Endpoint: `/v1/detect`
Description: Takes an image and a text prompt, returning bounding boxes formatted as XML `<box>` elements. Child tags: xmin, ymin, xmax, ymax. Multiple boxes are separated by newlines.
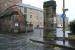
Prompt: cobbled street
<box><xmin>0</xmin><ymin>29</ymin><xmax>52</xmax><ymax>50</ymax></box>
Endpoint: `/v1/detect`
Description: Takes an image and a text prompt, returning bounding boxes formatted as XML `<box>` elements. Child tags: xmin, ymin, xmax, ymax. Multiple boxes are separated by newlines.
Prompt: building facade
<box><xmin>56</xmin><ymin>14</ymin><xmax>69</xmax><ymax>28</ymax></box>
<box><xmin>0</xmin><ymin>0</ymin><xmax>43</xmax><ymax>33</ymax></box>
<box><xmin>56</xmin><ymin>14</ymin><xmax>63</xmax><ymax>27</ymax></box>
<box><xmin>0</xmin><ymin>0</ymin><xmax>22</xmax><ymax>12</ymax></box>
<box><xmin>18</xmin><ymin>3</ymin><xmax>44</xmax><ymax>28</ymax></box>
<box><xmin>0</xmin><ymin>0</ymin><xmax>27</xmax><ymax>33</ymax></box>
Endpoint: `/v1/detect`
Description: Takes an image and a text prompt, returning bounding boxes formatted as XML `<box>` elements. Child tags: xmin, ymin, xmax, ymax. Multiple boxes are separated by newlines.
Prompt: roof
<box><xmin>16</xmin><ymin>3</ymin><xmax>43</xmax><ymax>12</ymax></box>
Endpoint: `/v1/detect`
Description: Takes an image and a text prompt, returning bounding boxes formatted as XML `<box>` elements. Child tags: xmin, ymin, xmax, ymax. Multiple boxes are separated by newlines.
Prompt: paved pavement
<box><xmin>0</xmin><ymin>28</ymin><xmax>52</xmax><ymax>50</ymax></box>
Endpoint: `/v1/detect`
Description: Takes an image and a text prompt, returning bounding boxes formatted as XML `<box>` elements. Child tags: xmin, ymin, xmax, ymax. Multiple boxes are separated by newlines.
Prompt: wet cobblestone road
<box><xmin>0</xmin><ymin>29</ymin><xmax>52</xmax><ymax>50</ymax></box>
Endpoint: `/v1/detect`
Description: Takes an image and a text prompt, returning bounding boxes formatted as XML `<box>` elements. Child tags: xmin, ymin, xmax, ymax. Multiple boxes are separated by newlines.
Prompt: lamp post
<box><xmin>63</xmin><ymin>0</ymin><xmax>65</xmax><ymax>45</ymax></box>
<box><xmin>63</xmin><ymin>0</ymin><xmax>68</xmax><ymax>45</ymax></box>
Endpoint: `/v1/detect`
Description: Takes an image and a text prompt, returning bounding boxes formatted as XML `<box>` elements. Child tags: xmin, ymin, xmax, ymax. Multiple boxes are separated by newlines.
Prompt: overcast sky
<box><xmin>23</xmin><ymin>0</ymin><xmax>75</xmax><ymax>21</ymax></box>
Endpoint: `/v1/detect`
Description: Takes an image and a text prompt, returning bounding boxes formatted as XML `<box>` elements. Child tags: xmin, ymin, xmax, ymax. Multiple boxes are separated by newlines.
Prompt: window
<box><xmin>15</xmin><ymin>22</ymin><xmax>19</xmax><ymax>27</ymax></box>
<box><xmin>23</xmin><ymin>14</ymin><xmax>27</xmax><ymax>19</ymax></box>
<box><xmin>24</xmin><ymin>8</ymin><xmax>27</xmax><ymax>13</ymax></box>
<box><xmin>30</xmin><ymin>15</ymin><xmax>32</xmax><ymax>18</ymax></box>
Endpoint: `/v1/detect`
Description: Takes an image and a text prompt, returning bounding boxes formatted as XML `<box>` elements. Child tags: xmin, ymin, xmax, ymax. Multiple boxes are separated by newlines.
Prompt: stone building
<box><xmin>0</xmin><ymin>0</ymin><xmax>26</xmax><ymax>33</ymax></box>
<box><xmin>17</xmin><ymin>3</ymin><xmax>44</xmax><ymax>28</ymax></box>
<box><xmin>0</xmin><ymin>6</ymin><xmax>25</xmax><ymax>32</ymax></box>
<box><xmin>0</xmin><ymin>0</ymin><xmax>43</xmax><ymax>33</ymax></box>
<box><xmin>0</xmin><ymin>0</ymin><xmax>22</xmax><ymax>12</ymax></box>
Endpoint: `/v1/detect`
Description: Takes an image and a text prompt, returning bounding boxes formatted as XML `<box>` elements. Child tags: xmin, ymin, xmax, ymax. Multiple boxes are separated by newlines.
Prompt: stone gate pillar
<box><xmin>43</xmin><ymin>0</ymin><xmax>57</xmax><ymax>41</ymax></box>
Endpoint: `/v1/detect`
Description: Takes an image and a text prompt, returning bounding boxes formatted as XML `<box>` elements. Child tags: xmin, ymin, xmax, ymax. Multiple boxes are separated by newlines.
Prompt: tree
<box><xmin>70</xmin><ymin>20</ymin><xmax>75</xmax><ymax>34</ymax></box>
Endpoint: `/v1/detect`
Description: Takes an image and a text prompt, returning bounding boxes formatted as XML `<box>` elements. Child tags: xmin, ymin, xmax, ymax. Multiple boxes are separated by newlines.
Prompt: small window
<box><xmin>30</xmin><ymin>15</ymin><xmax>32</xmax><ymax>18</ymax></box>
<box><xmin>24</xmin><ymin>8</ymin><xmax>27</xmax><ymax>13</ymax></box>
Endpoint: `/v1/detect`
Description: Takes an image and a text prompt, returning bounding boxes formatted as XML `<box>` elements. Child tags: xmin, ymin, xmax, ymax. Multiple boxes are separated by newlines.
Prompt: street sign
<box><xmin>61</xmin><ymin>14</ymin><xmax>66</xmax><ymax>19</ymax></box>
